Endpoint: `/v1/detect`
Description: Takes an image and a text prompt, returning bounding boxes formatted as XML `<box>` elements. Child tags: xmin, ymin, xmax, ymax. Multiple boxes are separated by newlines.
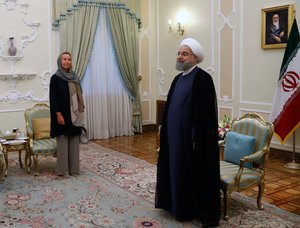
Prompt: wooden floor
<box><xmin>93</xmin><ymin>130</ymin><xmax>300</xmax><ymax>216</ymax></box>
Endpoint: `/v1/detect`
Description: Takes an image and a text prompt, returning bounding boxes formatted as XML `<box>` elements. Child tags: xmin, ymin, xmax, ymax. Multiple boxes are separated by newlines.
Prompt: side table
<box><xmin>1</xmin><ymin>138</ymin><xmax>30</xmax><ymax>174</ymax></box>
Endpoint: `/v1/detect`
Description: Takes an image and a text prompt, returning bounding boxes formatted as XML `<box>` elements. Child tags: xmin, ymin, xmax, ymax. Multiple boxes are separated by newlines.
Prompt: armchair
<box><xmin>24</xmin><ymin>103</ymin><xmax>57</xmax><ymax>175</ymax></box>
<box><xmin>219</xmin><ymin>113</ymin><xmax>274</xmax><ymax>220</ymax></box>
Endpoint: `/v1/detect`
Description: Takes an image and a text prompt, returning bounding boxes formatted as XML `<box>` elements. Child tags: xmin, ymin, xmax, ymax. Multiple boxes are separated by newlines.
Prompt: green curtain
<box><xmin>52</xmin><ymin>0</ymin><xmax>78</xmax><ymax>27</ymax></box>
<box><xmin>52</xmin><ymin>0</ymin><xmax>142</xmax><ymax>133</ymax></box>
<box><xmin>120</xmin><ymin>0</ymin><xmax>141</xmax><ymax>18</ymax></box>
<box><xmin>107</xmin><ymin>7</ymin><xmax>142</xmax><ymax>133</ymax></box>
<box><xmin>52</xmin><ymin>0</ymin><xmax>141</xmax><ymax>27</ymax></box>
<box><xmin>58</xmin><ymin>4</ymin><xmax>99</xmax><ymax>80</ymax></box>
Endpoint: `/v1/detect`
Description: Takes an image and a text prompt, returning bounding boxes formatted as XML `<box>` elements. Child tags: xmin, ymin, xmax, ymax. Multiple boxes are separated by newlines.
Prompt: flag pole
<box><xmin>284</xmin><ymin>131</ymin><xmax>300</xmax><ymax>169</ymax></box>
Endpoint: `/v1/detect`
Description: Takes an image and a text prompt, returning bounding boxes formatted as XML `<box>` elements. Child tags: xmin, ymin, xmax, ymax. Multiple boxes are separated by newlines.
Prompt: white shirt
<box><xmin>182</xmin><ymin>65</ymin><xmax>197</xmax><ymax>76</ymax></box>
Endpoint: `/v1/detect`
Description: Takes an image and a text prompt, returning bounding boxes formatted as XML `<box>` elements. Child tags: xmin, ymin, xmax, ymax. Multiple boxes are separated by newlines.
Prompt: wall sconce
<box><xmin>168</xmin><ymin>9</ymin><xmax>188</xmax><ymax>36</ymax></box>
<box><xmin>168</xmin><ymin>19</ymin><xmax>185</xmax><ymax>36</ymax></box>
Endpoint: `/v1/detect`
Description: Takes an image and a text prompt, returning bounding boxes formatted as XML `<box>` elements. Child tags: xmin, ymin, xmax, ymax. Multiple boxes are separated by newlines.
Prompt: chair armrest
<box><xmin>234</xmin><ymin>147</ymin><xmax>267</xmax><ymax>187</ymax></box>
<box><xmin>26</xmin><ymin>127</ymin><xmax>33</xmax><ymax>139</ymax></box>
<box><xmin>242</xmin><ymin>149</ymin><xmax>265</xmax><ymax>163</ymax></box>
<box><xmin>219</xmin><ymin>140</ymin><xmax>226</xmax><ymax>160</ymax></box>
<box><xmin>218</xmin><ymin>140</ymin><xmax>226</xmax><ymax>146</ymax></box>
<box><xmin>28</xmin><ymin>138</ymin><xmax>33</xmax><ymax>150</ymax></box>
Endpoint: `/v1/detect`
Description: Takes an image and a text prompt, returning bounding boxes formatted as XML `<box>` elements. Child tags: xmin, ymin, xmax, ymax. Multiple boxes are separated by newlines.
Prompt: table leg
<box><xmin>18</xmin><ymin>149</ymin><xmax>23</xmax><ymax>168</ymax></box>
<box><xmin>2</xmin><ymin>147</ymin><xmax>8</xmax><ymax>171</ymax></box>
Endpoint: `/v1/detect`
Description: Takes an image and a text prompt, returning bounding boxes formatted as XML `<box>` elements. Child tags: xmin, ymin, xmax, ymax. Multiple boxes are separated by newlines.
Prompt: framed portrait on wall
<box><xmin>261</xmin><ymin>4</ymin><xmax>294</xmax><ymax>49</ymax></box>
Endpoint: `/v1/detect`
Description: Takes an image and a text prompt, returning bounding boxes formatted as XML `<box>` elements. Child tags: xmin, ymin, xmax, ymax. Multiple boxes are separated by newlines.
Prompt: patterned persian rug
<box><xmin>0</xmin><ymin>142</ymin><xmax>299</xmax><ymax>228</ymax></box>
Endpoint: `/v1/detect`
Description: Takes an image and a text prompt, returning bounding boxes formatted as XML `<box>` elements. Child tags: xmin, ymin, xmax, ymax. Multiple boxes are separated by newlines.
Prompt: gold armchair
<box><xmin>219</xmin><ymin>113</ymin><xmax>274</xmax><ymax>220</ymax></box>
<box><xmin>24</xmin><ymin>103</ymin><xmax>57</xmax><ymax>175</ymax></box>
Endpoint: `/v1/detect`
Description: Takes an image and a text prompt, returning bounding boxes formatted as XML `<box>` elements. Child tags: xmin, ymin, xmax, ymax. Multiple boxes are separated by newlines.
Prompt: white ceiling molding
<box><xmin>0</xmin><ymin>73</ymin><xmax>36</xmax><ymax>90</ymax></box>
<box><xmin>239</xmin><ymin>108</ymin><xmax>270</xmax><ymax>116</ymax></box>
<box><xmin>157</xmin><ymin>67</ymin><xmax>168</xmax><ymax>97</ymax></box>
<box><xmin>217</xmin><ymin>0</ymin><xmax>236</xmax><ymax>103</ymax></box>
<box><xmin>141</xmin><ymin>91</ymin><xmax>151</xmax><ymax>97</ymax></box>
<box><xmin>0</xmin><ymin>0</ymin><xmax>44</xmax><ymax>104</ymax></box>
<box><xmin>0</xmin><ymin>69</ymin><xmax>52</xmax><ymax>104</ymax></box>
<box><xmin>0</xmin><ymin>0</ymin><xmax>40</xmax><ymax>59</ymax></box>
<box><xmin>0</xmin><ymin>0</ymin><xmax>22</xmax><ymax>11</ymax></box>
<box><xmin>206</xmin><ymin>0</ymin><xmax>216</xmax><ymax>77</ymax></box>
<box><xmin>217</xmin><ymin>1</ymin><xmax>236</xmax><ymax>31</ymax></box>
<box><xmin>206</xmin><ymin>66</ymin><xmax>216</xmax><ymax>75</ymax></box>
<box><xmin>218</xmin><ymin>105</ymin><xmax>233</xmax><ymax>119</ymax></box>
<box><xmin>221</xmin><ymin>95</ymin><xmax>232</xmax><ymax>103</ymax></box>
<box><xmin>0</xmin><ymin>108</ymin><xmax>25</xmax><ymax>113</ymax></box>
<box><xmin>156</xmin><ymin>0</ymin><xmax>167</xmax><ymax>97</ymax></box>
<box><xmin>139</xmin><ymin>35</ymin><xmax>152</xmax><ymax>98</ymax></box>
<box><xmin>0</xmin><ymin>55</ymin><xmax>22</xmax><ymax>72</ymax></box>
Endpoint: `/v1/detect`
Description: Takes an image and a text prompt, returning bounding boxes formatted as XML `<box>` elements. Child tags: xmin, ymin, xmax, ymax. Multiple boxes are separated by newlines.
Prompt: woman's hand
<box><xmin>56</xmin><ymin>112</ymin><xmax>65</xmax><ymax>125</ymax></box>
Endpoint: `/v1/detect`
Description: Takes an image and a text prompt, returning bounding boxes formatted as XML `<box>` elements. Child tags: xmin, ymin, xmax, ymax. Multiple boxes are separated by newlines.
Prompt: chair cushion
<box><xmin>224</xmin><ymin>131</ymin><xmax>256</xmax><ymax>168</ymax></box>
<box><xmin>32</xmin><ymin>138</ymin><xmax>56</xmax><ymax>155</ymax></box>
<box><xmin>220</xmin><ymin>160</ymin><xmax>262</xmax><ymax>189</ymax></box>
<box><xmin>32</xmin><ymin>118</ymin><xmax>50</xmax><ymax>140</ymax></box>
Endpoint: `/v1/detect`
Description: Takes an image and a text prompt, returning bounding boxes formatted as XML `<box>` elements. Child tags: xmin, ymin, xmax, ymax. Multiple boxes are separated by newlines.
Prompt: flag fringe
<box><xmin>275</xmin><ymin>121</ymin><xmax>300</xmax><ymax>144</ymax></box>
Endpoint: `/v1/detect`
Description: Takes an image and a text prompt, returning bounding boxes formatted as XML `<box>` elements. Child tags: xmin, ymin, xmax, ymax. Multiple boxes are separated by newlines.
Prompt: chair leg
<box><xmin>33</xmin><ymin>155</ymin><xmax>39</xmax><ymax>176</ymax></box>
<box><xmin>222</xmin><ymin>189</ymin><xmax>231</xmax><ymax>220</ymax></box>
<box><xmin>18</xmin><ymin>149</ymin><xmax>23</xmax><ymax>168</ymax></box>
<box><xmin>25</xmin><ymin>153</ymin><xmax>31</xmax><ymax>173</ymax></box>
<box><xmin>0</xmin><ymin>158</ymin><xmax>5</xmax><ymax>180</ymax></box>
<box><xmin>257</xmin><ymin>182</ymin><xmax>265</xmax><ymax>210</ymax></box>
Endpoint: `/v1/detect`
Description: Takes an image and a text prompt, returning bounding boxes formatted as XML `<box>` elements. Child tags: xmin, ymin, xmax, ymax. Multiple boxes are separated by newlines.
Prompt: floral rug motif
<box><xmin>0</xmin><ymin>142</ymin><xmax>299</xmax><ymax>228</ymax></box>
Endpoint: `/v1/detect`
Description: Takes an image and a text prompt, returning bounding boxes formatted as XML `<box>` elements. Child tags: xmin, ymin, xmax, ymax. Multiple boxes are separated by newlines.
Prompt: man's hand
<box><xmin>279</xmin><ymin>31</ymin><xmax>284</xmax><ymax>38</ymax></box>
<box><xmin>274</xmin><ymin>36</ymin><xmax>281</xmax><ymax>43</ymax></box>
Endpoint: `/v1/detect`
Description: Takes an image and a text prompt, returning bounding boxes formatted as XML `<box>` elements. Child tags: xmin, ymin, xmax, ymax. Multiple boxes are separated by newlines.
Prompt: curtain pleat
<box><xmin>52</xmin><ymin>0</ymin><xmax>141</xmax><ymax>29</ymax></box>
<box><xmin>59</xmin><ymin>5</ymin><xmax>99</xmax><ymax>80</ymax></box>
<box><xmin>107</xmin><ymin>7</ymin><xmax>142</xmax><ymax>133</ymax></box>
<box><xmin>81</xmin><ymin>8</ymin><xmax>133</xmax><ymax>139</ymax></box>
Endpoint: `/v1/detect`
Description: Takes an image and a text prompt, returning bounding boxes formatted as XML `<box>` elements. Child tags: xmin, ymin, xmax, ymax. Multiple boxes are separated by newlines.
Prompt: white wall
<box><xmin>0</xmin><ymin>0</ymin><xmax>59</xmax><ymax>133</ymax></box>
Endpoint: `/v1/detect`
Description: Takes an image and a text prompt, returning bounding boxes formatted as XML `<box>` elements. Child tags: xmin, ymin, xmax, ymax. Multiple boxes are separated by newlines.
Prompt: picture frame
<box><xmin>261</xmin><ymin>4</ymin><xmax>294</xmax><ymax>49</ymax></box>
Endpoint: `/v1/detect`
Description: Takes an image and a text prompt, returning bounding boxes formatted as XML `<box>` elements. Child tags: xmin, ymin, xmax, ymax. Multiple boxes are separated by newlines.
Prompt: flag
<box><xmin>269</xmin><ymin>18</ymin><xmax>300</xmax><ymax>143</ymax></box>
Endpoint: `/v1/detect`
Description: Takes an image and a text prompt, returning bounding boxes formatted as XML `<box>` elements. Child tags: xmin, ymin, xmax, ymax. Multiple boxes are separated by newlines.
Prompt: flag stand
<box><xmin>284</xmin><ymin>131</ymin><xmax>300</xmax><ymax>169</ymax></box>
